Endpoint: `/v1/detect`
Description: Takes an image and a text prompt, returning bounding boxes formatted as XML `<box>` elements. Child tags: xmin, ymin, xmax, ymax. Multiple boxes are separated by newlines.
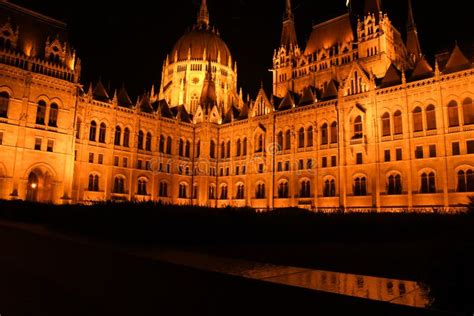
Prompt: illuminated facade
<box><xmin>0</xmin><ymin>0</ymin><xmax>473</xmax><ymax>211</ymax></box>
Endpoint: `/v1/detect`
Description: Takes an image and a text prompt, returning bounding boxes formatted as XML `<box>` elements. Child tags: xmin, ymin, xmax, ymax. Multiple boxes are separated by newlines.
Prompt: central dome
<box><xmin>171</xmin><ymin>28</ymin><xmax>232</xmax><ymax>66</ymax></box>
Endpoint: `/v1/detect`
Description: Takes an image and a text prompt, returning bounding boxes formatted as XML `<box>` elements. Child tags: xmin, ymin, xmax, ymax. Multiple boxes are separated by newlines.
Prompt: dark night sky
<box><xmin>9</xmin><ymin>0</ymin><xmax>473</xmax><ymax>99</ymax></box>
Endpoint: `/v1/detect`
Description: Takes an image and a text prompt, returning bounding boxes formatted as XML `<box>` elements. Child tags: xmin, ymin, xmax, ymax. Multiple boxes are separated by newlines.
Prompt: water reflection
<box><xmin>137</xmin><ymin>250</ymin><xmax>431</xmax><ymax>309</ymax></box>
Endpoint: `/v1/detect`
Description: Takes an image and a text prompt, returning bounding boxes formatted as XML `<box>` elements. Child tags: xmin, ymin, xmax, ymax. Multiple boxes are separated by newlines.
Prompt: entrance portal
<box><xmin>25</xmin><ymin>169</ymin><xmax>54</xmax><ymax>203</ymax></box>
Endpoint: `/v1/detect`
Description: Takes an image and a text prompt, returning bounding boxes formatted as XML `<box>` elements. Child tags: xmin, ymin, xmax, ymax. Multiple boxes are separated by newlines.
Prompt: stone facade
<box><xmin>0</xmin><ymin>0</ymin><xmax>473</xmax><ymax>211</ymax></box>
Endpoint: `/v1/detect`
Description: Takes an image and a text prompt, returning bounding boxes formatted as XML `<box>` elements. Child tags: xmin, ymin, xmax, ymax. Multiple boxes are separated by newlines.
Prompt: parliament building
<box><xmin>0</xmin><ymin>0</ymin><xmax>473</xmax><ymax>211</ymax></box>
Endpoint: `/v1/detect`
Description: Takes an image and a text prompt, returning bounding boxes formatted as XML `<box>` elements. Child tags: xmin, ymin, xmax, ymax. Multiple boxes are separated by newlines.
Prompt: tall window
<box><xmin>256</xmin><ymin>183</ymin><xmax>266</xmax><ymax>199</ymax></box>
<box><xmin>76</xmin><ymin>119</ymin><xmax>82</xmax><ymax>139</ymax></box>
<box><xmin>448</xmin><ymin>101</ymin><xmax>460</xmax><ymax>127</ymax></box>
<box><xmin>166</xmin><ymin>136</ymin><xmax>172</xmax><ymax>154</ymax></box>
<box><xmin>48</xmin><ymin>103</ymin><xmax>58</xmax><ymax>127</ymax></box>
<box><xmin>159</xmin><ymin>182</ymin><xmax>168</xmax><ymax>197</ymax></box>
<box><xmin>277</xmin><ymin>131</ymin><xmax>284</xmax><ymax>150</ymax></box>
<box><xmin>387</xmin><ymin>174</ymin><xmax>402</xmax><ymax>195</ymax></box>
<box><xmin>186</xmin><ymin>140</ymin><xmax>191</xmax><ymax>158</ymax></box>
<box><xmin>123</xmin><ymin>128</ymin><xmax>130</xmax><ymax>147</ymax></box>
<box><xmin>382</xmin><ymin>113</ymin><xmax>391</xmax><ymax>136</ymax></box>
<box><xmin>138</xmin><ymin>131</ymin><xmax>144</xmax><ymax>150</ymax></box>
<box><xmin>330</xmin><ymin>122</ymin><xmax>338</xmax><ymax>144</ymax></box>
<box><xmin>220</xmin><ymin>142</ymin><xmax>225</xmax><ymax>159</ymax></box>
<box><xmin>353</xmin><ymin>177</ymin><xmax>367</xmax><ymax>196</ymax></box>
<box><xmin>98</xmin><ymin>123</ymin><xmax>106</xmax><ymax>143</ymax></box>
<box><xmin>426</xmin><ymin>105</ymin><xmax>437</xmax><ymax>130</ymax></box>
<box><xmin>88</xmin><ymin>174</ymin><xmax>99</xmax><ymax>192</ymax></box>
<box><xmin>196</xmin><ymin>141</ymin><xmax>201</xmax><ymax>158</ymax></box>
<box><xmin>220</xmin><ymin>185</ymin><xmax>228</xmax><ymax>200</ymax></box>
<box><xmin>210</xmin><ymin>140</ymin><xmax>216</xmax><ymax>158</ymax></box>
<box><xmin>159</xmin><ymin>135</ymin><xmax>165</xmax><ymax>153</ymax></box>
<box><xmin>236</xmin><ymin>139</ymin><xmax>241</xmax><ymax>157</ymax></box>
<box><xmin>114</xmin><ymin>126</ymin><xmax>122</xmax><ymax>146</ymax></box>
<box><xmin>354</xmin><ymin>116</ymin><xmax>363</xmax><ymax>139</ymax></box>
<box><xmin>137</xmin><ymin>179</ymin><xmax>148</xmax><ymax>195</ymax></box>
<box><xmin>298</xmin><ymin>128</ymin><xmax>305</xmax><ymax>148</ymax></box>
<box><xmin>300</xmin><ymin>180</ymin><xmax>311</xmax><ymax>198</ymax></box>
<box><xmin>321</xmin><ymin>124</ymin><xmax>328</xmax><ymax>145</ymax></box>
<box><xmin>393</xmin><ymin>111</ymin><xmax>403</xmax><ymax>135</ymax></box>
<box><xmin>208</xmin><ymin>186</ymin><xmax>215</xmax><ymax>199</ymax></box>
<box><xmin>146</xmin><ymin>133</ymin><xmax>152</xmax><ymax>151</ymax></box>
<box><xmin>0</xmin><ymin>92</ymin><xmax>9</xmax><ymax>118</ymax></box>
<box><xmin>226</xmin><ymin>141</ymin><xmax>231</xmax><ymax>158</ymax></box>
<box><xmin>36</xmin><ymin>101</ymin><xmax>47</xmax><ymax>125</ymax></box>
<box><xmin>243</xmin><ymin>138</ymin><xmax>247</xmax><ymax>156</ymax></box>
<box><xmin>307</xmin><ymin>126</ymin><xmax>313</xmax><ymax>147</ymax></box>
<box><xmin>413</xmin><ymin>107</ymin><xmax>423</xmax><ymax>132</ymax></box>
<box><xmin>324</xmin><ymin>179</ymin><xmax>336</xmax><ymax>197</ymax></box>
<box><xmin>89</xmin><ymin>121</ymin><xmax>97</xmax><ymax>141</ymax></box>
<box><xmin>285</xmin><ymin>130</ymin><xmax>291</xmax><ymax>150</ymax></box>
<box><xmin>278</xmin><ymin>182</ymin><xmax>289</xmax><ymax>198</ymax></box>
<box><xmin>420</xmin><ymin>172</ymin><xmax>436</xmax><ymax>194</ymax></box>
<box><xmin>179</xmin><ymin>184</ymin><xmax>187</xmax><ymax>199</ymax></box>
<box><xmin>463</xmin><ymin>98</ymin><xmax>474</xmax><ymax>125</ymax></box>
<box><xmin>113</xmin><ymin>177</ymin><xmax>125</xmax><ymax>194</ymax></box>
<box><xmin>236</xmin><ymin>184</ymin><xmax>245</xmax><ymax>199</ymax></box>
<box><xmin>457</xmin><ymin>170</ymin><xmax>474</xmax><ymax>192</ymax></box>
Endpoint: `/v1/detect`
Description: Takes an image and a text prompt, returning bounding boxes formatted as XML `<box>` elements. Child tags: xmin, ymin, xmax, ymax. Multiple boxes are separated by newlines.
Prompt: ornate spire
<box><xmin>200</xmin><ymin>61</ymin><xmax>217</xmax><ymax>113</ymax></box>
<box><xmin>280</xmin><ymin>0</ymin><xmax>298</xmax><ymax>49</ymax></box>
<box><xmin>406</xmin><ymin>0</ymin><xmax>422</xmax><ymax>62</ymax></box>
<box><xmin>197</xmin><ymin>0</ymin><xmax>210</xmax><ymax>27</ymax></box>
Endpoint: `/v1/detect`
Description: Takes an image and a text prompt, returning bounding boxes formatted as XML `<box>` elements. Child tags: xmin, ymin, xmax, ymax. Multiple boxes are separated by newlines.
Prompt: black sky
<box><xmin>9</xmin><ymin>0</ymin><xmax>473</xmax><ymax>99</ymax></box>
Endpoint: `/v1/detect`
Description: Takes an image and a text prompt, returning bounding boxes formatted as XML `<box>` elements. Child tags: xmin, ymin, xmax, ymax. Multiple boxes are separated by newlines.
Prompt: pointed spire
<box><xmin>406</xmin><ymin>0</ymin><xmax>422</xmax><ymax>62</ymax></box>
<box><xmin>197</xmin><ymin>0</ymin><xmax>210</xmax><ymax>27</ymax></box>
<box><xmin>280</xmin><ymin>0</ymin><xmax>298</xmax><ymax>49</ymax></box>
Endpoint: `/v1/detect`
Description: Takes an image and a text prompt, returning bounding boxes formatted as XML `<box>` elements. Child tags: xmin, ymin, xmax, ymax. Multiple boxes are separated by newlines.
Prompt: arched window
<box><xmin>353</xmin><ymin>177</ymin><xmax>367</xmax><ymax>196</ymax></box>
<box><xmin>300</xmin><ymin>180</ymin><xmax>311</xmax><ymax>198</ymax></box>
<box><xmin>324</xmin><ymin>179</ymin><xmax>336</xmax><ymax>197</ymax></box>
<box><xmin>387</xmin><ymin>174</ymin><xmax>402</xmax><ymax>195</ymax></box>
<box><xmin>457</xmin><ymin>170</ymin><xmax>474</xmax><ymax>192</ymax></box>
<box><xmin>114</xmin><ymin>126</ymin><xmax>122</xmax><ymax>146</ymax></box>
<box><xmin>307</xmin><ymin>126</ymin><xmax>313</xmax><ymax>147</ymax></box>
<box><xmin>113</xmin><ymin>176</ymin><xmax>125</xmax><ymax>194</ymax></box>
<box><xmin>0</xmin><ymin>92</ymin><xmax>9</xmax><ymax>118</ymax></box>
<box><xmin>220</xmin><ymin>184</ymin><xmax>228</xmax><ymax>200</ymax></box>
<box><xmin>285</xmin><ymin>130</ymin><xmax>291</xmax><ymax>150</ymax></box>
<box><xmin>166</xmin><ymin>136</ymin><xmax>172</xmax><ymax>154</ymax></box>
<box><xmin>88</xmin><ymin>174</ymin><xmax>99</xmax><ymax>192</ymax></box>
<box><xmin>256</xmin><ymin>183</ymin><xmax>266</xmax><ymax>199</ymax></box>
<box><xmin>137</xmin><ymin>179</ymin><xmax>148</xmax><ymax>196</ymax></box>
<box><xmin>226</xmin><ymin>141</ymin><xmax>231</xmax><ymax>158</ymax></box>
<box><xmin>138</xmin><ymin>131</ymin><xmax>144</xmax><ymax>150</ymax></box>
<box><xmin>208</xmin><ymin>185</ymin><xmax>216</xmax><ymax>199</ymax></box>
<box><xmin>123</xmin><ymin>128</ymin><xmax>130</xmax><ymax>147</ymax></box>
<box><xmin>89</xmin><ymin>121</ymin><xmax>97</xmax><ymax>142</ymax></box>
<box><xmin>463</xmin><ymin>98</ymin><xmax>474</xmax><ymax>125</ymax></box>
<box><xmin>421</xmin><ymin>172</ymin><xmax>436</xmax><ymax>194</ymax></box>
<box><xmin>242</xmin><ymin>138</ymin><xmax>248</xmax><ymax>156</ymax></box>
<box><xmin>298</xmin><ymin>128</ymin><xmax>305</xmax><ymax>148</ymax></box>
<box><xmin>321</xmin><ymin>123</ymin><xmax>328</xmax><ymax>145</ymax></box>
<box><xmin>159</xmin><ymin>135</ymin><xmax>165</xmax><ymax>153</ymax></box>
<box><xmin>426</xmin><ymin>105</ymin><xmax>437</xmax><ymax>130</ymax></box>
<box><xmin>48</xmin><ymin>103</ymin><xmax>58</xmax><ymax>127</ymax></box>
<box><xmin>99</xmin><ymin>123</ymin><xmax>107</xmax><ymax>143</ymax></box>
<box><xmin>186</xmin><ymin>140</ymin><xmax>191</xmax><ymax>158</ymax></box>
<box><xmin>179</xmin><ymin>139</ymin><xmax>185</xmax><ymax>157</ymax></box>
<box><xmin>382</xmin><ymin>112</ymin><xmax>391</xmax><ymax>136</ymax></box>
<box><xmin>277</xmin><ymin>131</ymin><xmax>284</xmax><ymax>150</ymax></box>
<box><xmin>146</xmin><ymin>132</ymin><xmax>152</xmax><ymax>151</ymax></box>
<box><xmin>193</xmin><ymin>184</ymin><xmax>198</xmax><ymax>199</ymax></box>
<box><xmin>76</xmin><ymin>118</ymin><xmax>82</xmax><ymax>139</ymax></box>
<box><xmin>393</xmin><ymin>111</ymin><xmax>403</xmax><ymax>135</ymax></box>
<box><xmin>448</xmin><ymin>101</ymin><xmax>460</xmax><ymax>127</ymax></box>
<box><xmin>210</xmin><ymin>140</ymin><xmax>216</xmax><ymax>158</ymax></box>
<box><xmin>179</xmin><ymin>184</ymin><xmax>188</xmax><ymax>199</ymax></box>
<box><xmin>278</xmin><ymin>181</ymin><xmax>289</xmax><ymax>198</ymax></box>
<box><xmin>36</xmin><ymin>101</ymin><xmax>47</xmax><ymax>125</ymax></box>
<box><xmin>236</xmin><ymin>139</ymin><xmax>241</xmax><ymax>157</ymax></box>
<box><xmin>413</xmin><ymin>107</ymin><xmax>423</xmax><ymax>132</ymax></box>
<box><xmin>330</xmin><ymin>122</ymin><xmax>338</xmax><ymax>144</ymax></box>
<box><xmin>256</xmin><ymin>134</ymin><xmax>265</xmax><ymax>153</ymax></box>
<box><xmin>196</xmin><ymin>141</ymin><xmax>201</xmax><ymax>158</ymax></box>
<box><xmin>354</xmin><ymin>116</ymin><xmax>363</xmax><ymax>139</ymax></box>
<box><xmin>236</xmin><ymin>184</ymin><xmax>245</xmax><ymax>199</ymax></box>
<box><xmin>221</xmin><ymin>142</ymin><xmax>226</xmax><ymax>159</ymax></box>
<box><xmin>159</xmin><ymin>182</ymin><xmax>168</xmax><ymax>197</ymax></box>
